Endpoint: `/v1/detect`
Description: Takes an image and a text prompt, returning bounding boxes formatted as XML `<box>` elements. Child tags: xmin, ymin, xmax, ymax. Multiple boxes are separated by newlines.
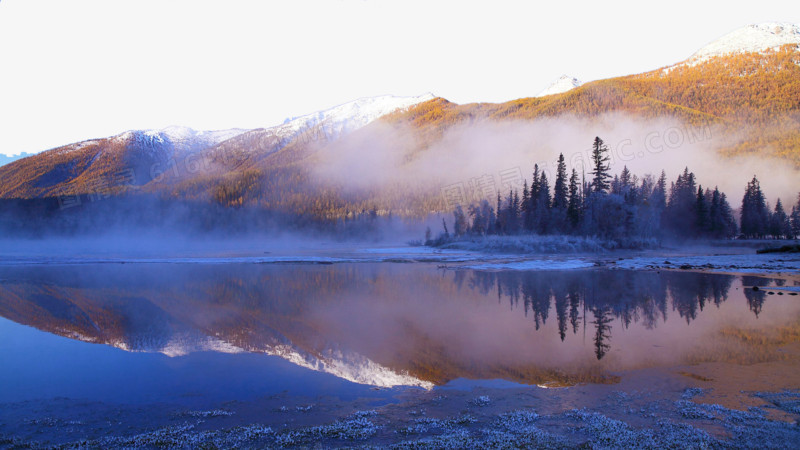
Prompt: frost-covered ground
<box><xmin>464</xmin><ymin>259</ymin><xmax>596</xmax><ymax>271</ymax></box>
<box><xmin>610</xmin><ymin>252</ymin><xmax>800</xmax><ymax>275</ymax></box>
<box><xmin>0</xmin><ymin>240</ymin><xmax>488</xmax><ymax>266</ymax></box>
<box><xmin>432</xmin><ymin>234</ymin><xmax>639</xmax><ymax>254</ymax></box>
<box><xmin>4</xmin><ymin>383</ymin><xmax>798</xmax><ymax>448</ymax></box>
<box><xmin>4</xmin><ymin>236</ymin><xmax>798</xmax><ymax>277</ymax></box>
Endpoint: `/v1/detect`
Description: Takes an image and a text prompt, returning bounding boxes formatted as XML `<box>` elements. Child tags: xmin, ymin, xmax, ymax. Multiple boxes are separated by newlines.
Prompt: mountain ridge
<box><xmin>1</xmin><ymin>23</ymin><xmax>798</xmax><ymax>219</ymax></box>
<box><xmin>686</xmin><ymin>22</ymin><xmax>800</xmax><ymax>65</ymax></box>
<box><xmin>537</xmin><ymin>75</ymin><xmax>583</xmax><ymax>97</ymax></box>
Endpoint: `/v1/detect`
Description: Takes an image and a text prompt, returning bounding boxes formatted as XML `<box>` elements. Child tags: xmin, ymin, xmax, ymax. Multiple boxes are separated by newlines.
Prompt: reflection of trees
<box><xmin>666</xmin><ymin>272</ymin><xmax>734</xmax><ymax>324</ymax></box>
<box><xmin>568</xmin><ymin>288</ymin><xmax>581</xmax><ymax>335</ymax></box>
<box><xmin>474</xmin><ymin>270</ymin><xmax>737</xmax><ymax>358</ymax></box>
<box><xmin>522</xmin><ymin>276</ymin><xmax>550</xmax><ymax>330</ymax></box>
<box><xmin>0</xmin><ymin>264</ymin><xmax>758</xmax><ymax>374</ymax></box>
<box><xmin>591</xmin><ymin>307</ymin><xmax>613</xmax><ymax>360</ymax></box>
<box><xmin>555</xmin><ymin>292</ymin><xmax>567</xmax><ymax>341</ymax></box>
<box><xmin>742</xmin><ymin>276</ymin><xmax>768</xmax><ymax>317</ymax></box>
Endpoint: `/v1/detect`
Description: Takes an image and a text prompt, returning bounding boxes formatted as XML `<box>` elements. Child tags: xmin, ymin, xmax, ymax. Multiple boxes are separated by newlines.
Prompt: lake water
<box><xmin>1</xmin><ymin>261</ymin><xmax>797</xmax><ymax>408</ymax></box>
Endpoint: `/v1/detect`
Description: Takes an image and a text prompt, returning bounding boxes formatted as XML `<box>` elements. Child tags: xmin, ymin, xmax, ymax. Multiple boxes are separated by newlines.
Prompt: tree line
<box><xmin>436</xmin><ymin>136</ymin><xmax>800</xmax><ymax>242</ymax></box>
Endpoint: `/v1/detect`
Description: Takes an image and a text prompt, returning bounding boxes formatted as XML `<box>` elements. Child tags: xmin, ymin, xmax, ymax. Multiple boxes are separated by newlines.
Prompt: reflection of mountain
<box><xmin>0</xmin><ymin>264</ymin><xmax>782</xmax><ymax>388</ymax></box>
<box><xmin>0</xmin><ymin>265</ymin><xmax>433</xmax><ymax>388</ymax></box>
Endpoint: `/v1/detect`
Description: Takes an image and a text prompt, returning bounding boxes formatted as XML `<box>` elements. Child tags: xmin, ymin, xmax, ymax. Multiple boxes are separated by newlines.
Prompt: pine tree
<box><xmin>536</xmin><ymin>171</ymin><xmax>551</xmax><ymax>234</ymax></box>
<box><xmin>619</xmin><ymin>166</ymin><xmax>637</xmax><ymax>206</ymax></box>
<box><xmin>505</xmin><ymin>189</ymin><xmax>519</xmax><ymax>233</ymax></box>
<box><xmin>495</xmin><ymin>193</ymin><xmax>503</xmax><ymax>234</ymax></box>
<box><xmin>664</xmin><ymin>167</ymin><xmax>697</xmax><ymax>235</ymax></box>
<box><xmin>769</xmin><ymin>198</ymin><xmax>790</xmax><ymax>239</ymax></box>
<box><xmin>567</xmin><ymin>168</ymin><xmax>581</xmax><ymax>230</ymax></box>
<box><xmin>522</xmin><ymin>179</ymin><xmax>530</xmax><ymax>211</ymax></box>
<box><xmin>619</xmin><ymin>166</ymin><xmax>632</xmax><ymax>190</ymax></box>
<box><xmin>484</xmin><ymin>200</ymin><xmax>496</xmax><ymax>235</ymax></box>
<box><xmin>791</xmin><ymin>193</ymin><xmax>800</xmax><ymax>239</ymax></box>
<box><xmin>553</xmin><ymin>153</ymin><xmax>568</xmax><ymax>210</ymax></box>
<box><xmin>741</xmin><ymin>176</ymin><xmax>769</xmax><ymax>238</ymax></box>
<box><xmin>521</xmin><ymin>179</ymin><xmax>532</xmax><ymax>232</ymax></box>
<box><xmin>590</xmin><ymin>137</ymin><xmax>612</xmax><ymax>194</ymax></box>
<box><xmin>651</xmin><ymin>170</ymin><xmax>667</xmax><ymax>211</ymax></box>
<box><xmin>694</xmin><ymin>185</ymin><xmax>710</xmax><ymax>236</ymax></box>
<box><xmin>611</xmin><ymin>174</ymin><xmax>621</xmax><ymax>195</ymax></box>
<box><xmin>527</xmin><ymin>165</ymin><xmax>540</xmax><ymax>232</ymax></box>
<box><xmin>453</xmin><ymin>205</ymin><xmax>468</xmax><ymax>236</ymax></box>
<box><xmin>719</xmin><ymin>192</ymin><xmax>737</xmax><ymax>238</ymax></box>
<box><xmin>709</xmin><ymin>187</ymin><xmax>722</xmax><ymax>237</ymax></box>
<box><xmin>552</xmin><ymin>153</ymin><xmax>569</xmax><ymax>232</ymax></box>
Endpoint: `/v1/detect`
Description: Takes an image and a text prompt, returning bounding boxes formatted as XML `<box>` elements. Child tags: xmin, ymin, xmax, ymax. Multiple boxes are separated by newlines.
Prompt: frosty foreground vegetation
<box><xmin>12</xmin><ymin>388</ymin><xmax>799</xmax><ymax>448</ymax></box>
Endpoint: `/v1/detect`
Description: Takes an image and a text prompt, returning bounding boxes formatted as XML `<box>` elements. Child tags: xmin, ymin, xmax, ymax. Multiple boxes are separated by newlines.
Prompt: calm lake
<box><xmin>1</xmin><ymin>261</ymin><xmax>796</xmax><ymax>407</ymax></box>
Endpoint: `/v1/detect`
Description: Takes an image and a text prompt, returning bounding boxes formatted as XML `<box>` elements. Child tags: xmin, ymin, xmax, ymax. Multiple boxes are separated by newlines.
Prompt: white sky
<box><xmin>0</xmin><ymin>0</ymin><xmax>797</xmax><ymax>156</ymax></box>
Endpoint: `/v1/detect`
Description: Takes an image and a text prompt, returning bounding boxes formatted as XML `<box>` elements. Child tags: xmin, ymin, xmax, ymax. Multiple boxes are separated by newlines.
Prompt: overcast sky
<box><xmin>0</xmin><ymin>0</ymin><xmax>797</xmax><ymax>156</ymax></box>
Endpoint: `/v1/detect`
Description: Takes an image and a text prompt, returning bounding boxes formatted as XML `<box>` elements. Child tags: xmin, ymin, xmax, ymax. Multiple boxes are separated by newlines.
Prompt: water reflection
<box><xmin>0</xmin><ymin>263</ymin><xmax>795</xmax><ymax>387</ymax></box>
<box><xmin>478</xmin><ymin>271</ymin><xmax>737</xmax><ymax>360</ymax></box>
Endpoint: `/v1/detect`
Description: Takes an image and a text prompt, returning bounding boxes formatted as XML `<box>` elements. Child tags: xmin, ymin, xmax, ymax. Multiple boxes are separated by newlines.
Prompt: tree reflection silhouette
<box><xmin>591</xmin><ymin>307</ymin><xmax>613</xmax><ymax>360</ymax></box>
<box><xmin>478</xmin><ymin>270</ymin><xmax>736</xmax><ymax>360</ymax></box>
<box><xmin>742</xmin><ymin>276</ymin><xmax>768</xmax><ymax>317</ymax></box>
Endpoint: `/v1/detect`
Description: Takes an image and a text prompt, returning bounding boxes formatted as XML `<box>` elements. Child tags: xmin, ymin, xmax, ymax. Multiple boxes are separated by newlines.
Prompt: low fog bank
<box><xmin>314</xmin><ymin>114</ymin><xmax>800</xmax><ymax>205</ymax></box>
<box><xmin>0</xmin><ymin>232</ymin><xmax>344</xmax><ymax>260</ymax></box>
<box><xmin>0</xmin><ymin>229</ymin><xmax>426</xmax><ymax>260</ymax></box>
<box><xmin>2</xmin><ymin>113</ymin><xmax>798</xmax><ymax>255</ymax></box>
<box><xmin>0</xmin><ymin>195</ymin><xmax>431</xmax><ymax>258</ymax></box>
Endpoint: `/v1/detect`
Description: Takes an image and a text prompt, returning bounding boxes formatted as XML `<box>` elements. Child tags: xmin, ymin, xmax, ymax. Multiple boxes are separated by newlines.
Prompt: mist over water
<box><xmin>313</xmin><ymin>114</ymin><xmax>800</xmax><ymax>205</ymax></box>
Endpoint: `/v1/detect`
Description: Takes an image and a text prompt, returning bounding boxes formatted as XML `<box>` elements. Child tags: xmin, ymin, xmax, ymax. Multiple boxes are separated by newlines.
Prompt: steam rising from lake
<box><xmin>313</xmin><ymin>114</ymin><xmax>799</xmax><ymax>205</ymax></box>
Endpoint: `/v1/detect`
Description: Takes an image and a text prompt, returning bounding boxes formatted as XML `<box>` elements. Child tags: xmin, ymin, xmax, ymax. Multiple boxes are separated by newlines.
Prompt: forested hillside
<box><xmin>1</xmin><ymin>44</ymin><xmax>798</xmax><ymax>227</ymax></box>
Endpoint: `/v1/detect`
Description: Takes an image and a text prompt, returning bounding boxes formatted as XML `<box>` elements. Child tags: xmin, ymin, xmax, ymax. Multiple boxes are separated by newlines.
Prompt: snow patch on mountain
<box><xmin>99</xmin><ymin>326</ymin><xmax>432</xmax><ymax>388</ymax></box>
<box><xmin>159</xmin><ymin>335</ymin><xmax>245</xmax><ymax>357</ymax></box>
<box><xmin>108</xmin><ymin>333</ymin><xmax>245</xmax><ymax>357</ymax></box>
<box><xmin>271</xmin><ymin>93</ymin><xmax>435</xmax><ymax>145</ymax></box>
<box><xmin>35</xmin><ymin>94</ymin><xmax>430</xmax><ymax>160</ymax></box>
<box><xmin>537</xmin><ymin>75</ymin><xmax>582</xmax><ymax>97</ymax></box>
<box><xmin>99</xmin><ymin>126</ymin><xmax>248</xmax><ymax>162</ymax></box>
<box><xmin>269</xmin><ymin>344</ymin><xmax>434</xmax><ymax>389</ymax></box>
<box><xmin>117</xmin><ymin>126</ymin><xmax>246</xmax><ymax>151</ymax></box>
<box><xmin>686</xmin><ymin>22</ymin><xmax>800</xmax><ymax>65</ymax></box>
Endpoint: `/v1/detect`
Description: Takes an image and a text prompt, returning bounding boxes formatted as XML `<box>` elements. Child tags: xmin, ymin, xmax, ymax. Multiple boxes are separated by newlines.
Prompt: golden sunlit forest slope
<box><xmin>385</xmin><ymin>44</ymin><xmax>800</xmax><ymax>161</ymax></box>
<box><xmin>1</xmin><ymin>24</ymin><xmax>798</xmax><ymax>220</ymax></box>
<box><xmin>151</xmin><ymin>41</ymin><xmax>800</xmax><ymax>216</ymax></box>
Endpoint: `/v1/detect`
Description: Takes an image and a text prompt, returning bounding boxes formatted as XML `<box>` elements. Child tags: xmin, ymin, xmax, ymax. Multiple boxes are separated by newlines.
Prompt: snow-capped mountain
<box><xmin>3</xmin><ymin>21</ymin><xmax>799</xmax><ymax>203</ymax></box>
<box><xmin>115</xmin><ymin>126</ymin><xmax>247</xmax><ymax>154</ymax></box>
<box><xmin>271</xmin><ymin>93</ymin><xmax>435</xmax><ymax>144</ymax></box>
<box><xmin>61</xmin><ymin>321</ymin><xmax>432</xmax><ymax>388</ymax></box>
<box><xmin>45</xmin><ymin>126</ymin><xmax>246</xmax><ymax>160</ymax></box>
<box><xmin>686</xmin><ymin>22</ymin><xmax>800</xmax><ymax>65</ymax></box>
<box><xmin>537</xmin><ymin>75</ymin><xmax>582</xmax><ymax>97</ymax></box>
<box><xmin>267</xmin><ymin>344</ymin><xmax>433</xmax><ymax>389</ymax></box>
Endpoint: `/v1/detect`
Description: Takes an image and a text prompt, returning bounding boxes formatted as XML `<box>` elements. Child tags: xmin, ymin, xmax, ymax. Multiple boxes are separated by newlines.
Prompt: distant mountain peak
<box><xmin>274</xmin><ymin>93</ymin><xmax>435</xmax><ymax>142</ymax></box>
<box><xmin>687</xmin><ymin>22</ymin><xmax>800</xmax><ymax>64</ymax></box>
<box><xmin>117</xmin><ymin>126</ymin><xmax>246</xmax><ymax>144</ymax></box>
<box><xmin>536</xmin><ymin>75</ymin><xmax>582</xmax><ymax>97</ymax></box>
<box><xmin>111</xmin><ymin>126</ymin><xmax>247</xmax><ymax>156</ymax></box>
